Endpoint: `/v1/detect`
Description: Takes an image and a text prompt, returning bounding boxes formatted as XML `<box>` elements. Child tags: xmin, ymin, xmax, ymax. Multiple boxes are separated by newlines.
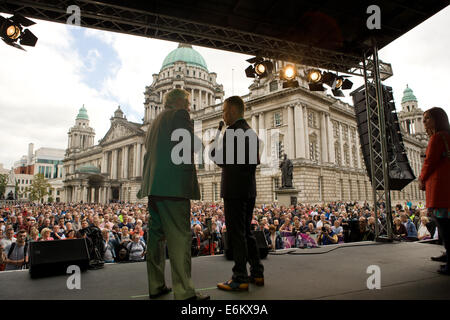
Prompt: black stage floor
<box><xmin>1</xmin><ymin>241</ymin><xmax>449</xmax><ymax>300</ymax></box>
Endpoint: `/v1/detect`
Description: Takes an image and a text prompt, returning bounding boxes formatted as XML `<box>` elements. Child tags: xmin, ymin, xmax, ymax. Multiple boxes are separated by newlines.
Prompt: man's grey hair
<box><xmin>164</xmin><ymin>88</ymin><xmax>190</xmax><ymax>109</ymax></box>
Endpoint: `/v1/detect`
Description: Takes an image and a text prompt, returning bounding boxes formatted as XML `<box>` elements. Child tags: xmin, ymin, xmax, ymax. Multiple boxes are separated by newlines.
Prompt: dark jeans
<box><xmin>224</xmin><ymin>197</ymin><xmax>264</xmax><ymax>283</ymax></box>
<box><xmin>435</xmin><ymin>218</ymin><xmax>450</xmax><ymax>266</ymax></box>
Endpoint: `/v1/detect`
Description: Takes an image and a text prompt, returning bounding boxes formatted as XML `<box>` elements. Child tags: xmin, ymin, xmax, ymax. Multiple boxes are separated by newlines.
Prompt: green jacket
<box><xmin>137</xmin><ymin>108</ymin><xmax>200</xmax><ymax>200</ymax></box>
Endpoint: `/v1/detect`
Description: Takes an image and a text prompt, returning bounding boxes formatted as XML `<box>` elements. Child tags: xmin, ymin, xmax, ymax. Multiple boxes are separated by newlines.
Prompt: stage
<box><xmin>1</xmin><ymin>241</ymin><xmax>449</xmax><ymax>300</ymax></box>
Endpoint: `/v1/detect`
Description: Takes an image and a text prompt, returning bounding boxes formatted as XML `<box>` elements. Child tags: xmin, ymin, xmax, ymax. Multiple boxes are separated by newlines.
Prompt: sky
<box><xmin>0</xmin><ymin>6</ymin><xmax>449</xmax><ymax>169</ymax></box>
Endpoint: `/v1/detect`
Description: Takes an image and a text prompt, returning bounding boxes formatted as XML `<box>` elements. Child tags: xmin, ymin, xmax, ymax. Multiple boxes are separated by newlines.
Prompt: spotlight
<box><xmin>305</xmin><ymin>69</ymin><xmax>325</xmax><ymax>91</ymax></box>
<box><xmin>307</xmin><ymin>69</ymin><xmax>322</xmax><ymax>83</ymax></box>
<box><xmin>320</xmin><ymin>71</ymin><xmax>353</xmax><ymax>96</ymax></box>
<box><xmin>245</xmin><ymin>57</ymin><xmax>273</xmax><ymax>78</ymax></box>
<box><xmin>279</xmin><ymin>64</ymin><xmax>299</xmax><ymax>88</ymax></box>
<box><xmin>0</xmin><ymin>14</ymin><xmax>38</xmax><ymax>51</ymax></box>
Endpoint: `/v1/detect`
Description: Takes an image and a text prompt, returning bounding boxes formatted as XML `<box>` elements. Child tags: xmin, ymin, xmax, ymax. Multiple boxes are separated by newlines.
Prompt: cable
<box><xmin>268</xmin><ymin>241</ymin><xmax>387</xmax><ymax>256</ymax></box>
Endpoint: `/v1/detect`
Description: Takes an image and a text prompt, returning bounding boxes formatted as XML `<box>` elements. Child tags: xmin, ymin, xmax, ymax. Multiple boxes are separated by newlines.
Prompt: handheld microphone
<box><xmin>211</xmin><ymin>121</ymin><xmax>224</xmax><ymax>144</ymax></box>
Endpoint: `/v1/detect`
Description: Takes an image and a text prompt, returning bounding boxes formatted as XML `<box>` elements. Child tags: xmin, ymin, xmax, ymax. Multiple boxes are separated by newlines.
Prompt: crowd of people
<box><xmin>0</xmin><ymin>199</ymin><xmax>435</xmax><ymax>271</ymax></box>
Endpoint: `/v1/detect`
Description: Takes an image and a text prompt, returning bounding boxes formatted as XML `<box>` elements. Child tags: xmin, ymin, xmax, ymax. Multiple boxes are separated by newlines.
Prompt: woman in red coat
<box><xmin>419</xmin><ymin>107</ymin><xmax>450</xmax><ymax>275</ymax></box>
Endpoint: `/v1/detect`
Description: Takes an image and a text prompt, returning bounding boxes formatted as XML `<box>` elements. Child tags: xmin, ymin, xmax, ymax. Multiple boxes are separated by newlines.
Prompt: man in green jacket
<box><xmin>137</xmin><ymin>88</ymin><xmax>209</xmax><ymax>300</ymax></box>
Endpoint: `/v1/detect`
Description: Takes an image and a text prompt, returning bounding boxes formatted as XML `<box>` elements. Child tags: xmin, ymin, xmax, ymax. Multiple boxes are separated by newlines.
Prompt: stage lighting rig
<box><xmin>0</xmin><ymin>14</ymin><xmax>38</xmax><ymax>51</ymax></box>
<box><xmin>322</xmin><ymin>72</ymin><xmax>353</xmax><ymax>97</ymax></box>
<box><xmin>280</xmin><ymin>64</ymin><xmax>299</xmax><ymax>88</ymax></box>
<box><xmin>245</xmin><ymin>57</ymin><xmax>273</xmax><ymax>78</ymax></box>
<box><xmin>305</xmin><ymin>69</ymin><xmax>325</xmax><ymax>91</ymax></box>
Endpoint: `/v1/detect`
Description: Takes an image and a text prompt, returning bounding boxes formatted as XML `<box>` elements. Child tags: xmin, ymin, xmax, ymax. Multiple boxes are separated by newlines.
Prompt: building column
<box><xmin>320</xmin><ymin>112</ymin><xmax>329</xmax><ymax>163</ymax></box>
<box><xmin>82</xmin><ymin>186</ymin><xmax>88</xmax><ymax>203</ymax></box>
<box><xmin>123</xmin><ymin>146</ymin><xmax>129</xmax><ymax>179</ymax></box>
<box><xmin>91</xmin><ymin>188</ymin><xmax>95</xmax><ymax>203</ymax></box>
<box><xmin>112</xmin><ymin>149</ymin><xmax>118</xmax><ymax>179</ymax></box>
<box><xmin>135</xmin><ymin>143</ymin><xmax>141</xmax><ymax>177</ymax></box>
<box><xmin>327</xmin><ymin>114</ymin><xmax>335</xmax><ymax>164</ymax></box>
<box><xmin>101</xmin><ymin>153</ymin><xmax>107</xmax><ymax>173</ymax></box>
<box><xmin>294</xmin><ymin>104</ymin><xmax>305</xmax><ymax>159</ymax></box>
<box><xmin>251</xmin><ymin>114</ymin><xmax>258</xmax><ymax>132</ymax></box>
<box><xmin>303</xmin><ymin>105</ymin><xmax>310</xmax><ymax>159</ymax></box>
<box><xmin>287</xmin><ymin>106</ymin><xmax>295</xmax><ymax>159</ymax></box>
<box><xmin>141</xmin><ymin>144</ymin><xmax>145</xmax><ymax>176</ymax></box>
<box><xmin>339</xmin><ymin>123</ymin><xmax>345</xmax><ymax>165</ymax></box>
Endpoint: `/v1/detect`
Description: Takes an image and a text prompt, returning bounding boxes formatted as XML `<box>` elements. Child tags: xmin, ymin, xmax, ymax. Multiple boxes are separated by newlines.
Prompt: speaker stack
<box><xmin>29</xmin><ymin>238</ymin><xmax>90</xmax><ymax>278</ymax></box>
<box><xmin>351</xmin><ymin>84</ymin><xmax>415</xmax><ymax>190</ymax></box>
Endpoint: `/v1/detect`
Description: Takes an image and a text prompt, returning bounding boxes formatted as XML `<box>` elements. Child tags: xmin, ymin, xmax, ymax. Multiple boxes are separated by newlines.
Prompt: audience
<box><xmin>0</xmin><ymin>199</ymin><xmax>438</xmax><ymax>272</ymax></box>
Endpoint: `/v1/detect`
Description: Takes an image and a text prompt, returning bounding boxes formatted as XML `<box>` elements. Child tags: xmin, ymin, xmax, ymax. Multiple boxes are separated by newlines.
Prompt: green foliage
<box><xmin>0</xmin><ymin>173</ymin><xmax>7</xmax><ymax>198</ymax></box>
<box><xmin>28</xmin><ymin>173</ymin><xmax>51</xmax><ymax>202</ymax></box>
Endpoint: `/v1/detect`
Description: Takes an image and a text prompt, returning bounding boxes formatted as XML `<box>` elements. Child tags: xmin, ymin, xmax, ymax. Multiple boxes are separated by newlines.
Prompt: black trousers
<box><xmin>224</xmin><ymin>197</ymin><xmax>264</xmax><ymax>282</ymax></box>
<box><xmin>435</xmin><ymin>218</ymin><xmax>450</xmax><ymax>266</ymax></box>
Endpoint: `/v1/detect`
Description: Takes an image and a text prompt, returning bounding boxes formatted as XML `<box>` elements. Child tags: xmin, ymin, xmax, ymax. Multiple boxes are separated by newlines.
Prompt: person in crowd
<box><xmin>266</xmin><ymin>224</ymin><xmax>283</xmax><ymax>251</ymax></box>
<box><xmin>127</xmin><ymin>233</ymin><xmax>146</xmax><ymax>262</ymax></box>
<box><xmin>317</xmin><ymin>224</ymin><xmax>338</xmax><ymax>245</ymax></box>
<box><xmin>400</xmin><ymin>213</ymin><xmax>418</xmax><ymax>241</ymax></box>
<box><xmin>331</xmin><ymin>220</ymin><xmax>344</xmax><ymax>242</ymax></box>
<box><xmin>417</xmin><ymin>216</ymin><xmax>432</xmax><ymax>240</ymax></box>
<box><xmin>39</xmin><ymin>228</ymin><xmax>54</xmax><ymax>241</ymax></box>
<box><xmin>4</xmin><ymin>230</ymin><xmax>28</xmax><ymax>271</ymax></box>
<box><xmin>51</xmin><ymin>225</ymin><xmax>66</xmax><ymax>240</ymax></box>
<box><xmin>279</xmin><ymin>218</ymin><xmax>293</xmax><ymax>233</ymax></box>
<box><xmin>102</xmin><ymin>229</ymin><xmax>118</xmax><ymax>263</ymax></box>
<box><xmin>65</xmin><ymin>230</ymin><xmax>76</xmax><ymax>240</ymax></box>
<box><xmin>393</xmin><ymin>217</ymin><xmax>408</xmax><ymax>241</ymax></box>
<box><xmin>0</xmin><ymin>228</ymin><xmax>16</xmax><ymax>254</ymax></box>
<box><xmin>419</xmin><ymin>107</ymin><xmax>450</xmax><ymax>275</ymax></box>
<box><xmin>29</xmin><ymin>227</ymin><xmax>39</xmax><ymax>241</ymax></box>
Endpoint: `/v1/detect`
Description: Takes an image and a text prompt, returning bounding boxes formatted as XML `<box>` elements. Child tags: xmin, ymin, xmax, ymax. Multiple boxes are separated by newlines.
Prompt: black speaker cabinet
<box><xmin>223</xmin><ymin>230</ymin><xmax>269</xmax><ymax>261</ymax></box>
<box><xmin>29</xmin><ymin>239</ymin><xmax>90</xmax><ymax>278</ymax></box>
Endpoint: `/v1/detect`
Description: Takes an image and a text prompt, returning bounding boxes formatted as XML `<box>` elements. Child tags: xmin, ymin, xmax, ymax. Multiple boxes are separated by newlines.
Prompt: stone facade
<box><xmin>63</xmin><ymin>43</ymin><xmax>428</xmax><ymax>205</ymax></box>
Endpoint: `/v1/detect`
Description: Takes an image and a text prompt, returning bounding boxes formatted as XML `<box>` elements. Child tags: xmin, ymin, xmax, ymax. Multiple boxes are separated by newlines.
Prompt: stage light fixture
<box><xmin>245</xmin><ymin>57</ymin><xmax>273</xmax><ymax>78</ymax></box>
<box><xmin>307</xmin><ymin>69</ymin><xmax>322</xmax><ymax>83</ymax></box>
<box><xmin>280</xmin><ymin>64</ymin><xmax>299</xmax><ymax>88</ymax></box>
<box><xmin>0</xmin><ymin>14</ymin><xmax>38</xmax><ymax>51</ymax></box>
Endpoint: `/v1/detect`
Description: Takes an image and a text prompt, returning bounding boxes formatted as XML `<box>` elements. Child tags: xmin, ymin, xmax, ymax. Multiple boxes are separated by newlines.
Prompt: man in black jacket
<box><xmin>210</xmin><ymin>96</ymin><xmax>264</xmax><ymax>291</ymax></box>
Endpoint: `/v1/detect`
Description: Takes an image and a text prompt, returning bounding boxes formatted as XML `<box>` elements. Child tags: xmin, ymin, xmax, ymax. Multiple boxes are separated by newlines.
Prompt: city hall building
<box><xmin>63</xmin><ymin>43</ymin><xmax>427</xmax><ymax>205</ymax></box>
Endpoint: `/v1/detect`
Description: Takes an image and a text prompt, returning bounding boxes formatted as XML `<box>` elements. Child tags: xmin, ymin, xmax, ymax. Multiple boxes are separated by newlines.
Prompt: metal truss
<box><xmin>362</xmin><ymin>39</ymin><xmax>393</xmax><ymax>241</ymax></box>
<box><xmin>0</xmin><ymin>0</ymin><xmax>394</xmax><ymax>79</ymax></box>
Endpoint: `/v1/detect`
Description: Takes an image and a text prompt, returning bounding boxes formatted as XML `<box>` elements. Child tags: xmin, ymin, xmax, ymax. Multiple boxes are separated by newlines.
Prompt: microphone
<box><xmin>210</xmin><ymin>121</ymin><xmax>224</xmax><ymax>144</ymax></box>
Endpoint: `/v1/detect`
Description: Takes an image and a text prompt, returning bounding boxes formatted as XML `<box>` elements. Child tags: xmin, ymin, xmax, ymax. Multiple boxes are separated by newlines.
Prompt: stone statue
<box><xmin>279</xmin><ymin>153</ymin><xmax>293</xmax><ymax>188</ymax></box>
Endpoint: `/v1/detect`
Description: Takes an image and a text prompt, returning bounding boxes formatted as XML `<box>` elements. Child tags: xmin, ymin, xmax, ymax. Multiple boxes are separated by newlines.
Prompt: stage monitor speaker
<box><xmin>29</xmin><ymin>238</ymin><xmax>90</xmax><ymax>278</ymax></box>
<box><xmin>223</xmin><ymin>230</ymin><xmax>269</xmax><ymax>261</ymax></box>
<box><xmin>351</xmin><ymin>84</ymin><xmax>415</xmax><ymax>191</ymax></box>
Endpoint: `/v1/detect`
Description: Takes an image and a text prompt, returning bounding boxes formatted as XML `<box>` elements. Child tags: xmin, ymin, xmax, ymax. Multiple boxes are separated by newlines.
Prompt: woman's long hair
<box><xmin>424</xmin><ymin>107</ymin><xmax>450</xmax><ymax>134</ymax></box>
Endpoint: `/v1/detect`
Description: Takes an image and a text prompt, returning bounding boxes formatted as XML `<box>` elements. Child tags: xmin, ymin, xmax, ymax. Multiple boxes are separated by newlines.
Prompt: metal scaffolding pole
<box><xmin>362</xmin><ymin>39</ymin><xmax>393</xmax><ymax>241</ymax></box>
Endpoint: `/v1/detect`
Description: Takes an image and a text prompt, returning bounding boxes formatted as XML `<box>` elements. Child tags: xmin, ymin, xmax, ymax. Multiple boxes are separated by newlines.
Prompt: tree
<box><xmin>28</xmin><ymin>173</ymin><xmax>51</xmax><ymax>203</ymax></box>
<box><xmin>0</xmin><ymin>174</ymin><xmax>7</xmax><ymax>199</ymax></box>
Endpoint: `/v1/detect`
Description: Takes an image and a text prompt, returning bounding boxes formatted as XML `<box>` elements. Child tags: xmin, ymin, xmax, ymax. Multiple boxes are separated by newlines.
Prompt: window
<box><xmin>278</xmin><ymin>140</ymin><xmax>284</xmax><ymax>159</ymax></box>
<box><xmin>342</xmin><ymin>124</ymin><xmax>348</xmax><ymax>141</ymax></box>
<box><xmin>333</xmin><ymin>121</ymin><xmax>339</xmax><ymax>138</ymax></box>
<box><xmin>335</xmin><ymin>142</ymin><xmax>341</xmax><ymax>165</ymax></box>
<box><xmin>176</xmin><ymin>75</ymin><xmax>181</xmax><ymax>79</ymax></box>
<box><xmin>352</xmin><ymin>146</ymin><xmax>357</xmax><ymax>168</ymax></box>
<box><xmin>270</xmin><ymin>80</ymin><xmax>278</xmax><ymax>92</ymax></box>
<box><xmin>351</xmin><ymin>127</ymin><xmax>356</xmax><ymax>142</ymax></box>
<box><xmin>274</xmin><ymin>112</ymin><xmax>282</xmax><ymax>127</ymax></box>
<box><xmin>309</xmin><ymin>134</ymin><xmax>319</xmax><ymax>162</ymax></box>
<box><xmin>178</xmin><ymin>67</ymin><xmax>181</xmax><ymax>71</ymax></box>
<box><xmin>343</xmin><ymin>144</ymin><xmax>350</xmax><ymax>167</ymax></box>
<box><xmin>187</xmin><ymin>70</ymin><xmax>189</xmax><ymax>75</ymax></box>
<box><xmin>307</xmin><ymin>111</ymin><xmax>317</xmax><ymax>128</ymax></box>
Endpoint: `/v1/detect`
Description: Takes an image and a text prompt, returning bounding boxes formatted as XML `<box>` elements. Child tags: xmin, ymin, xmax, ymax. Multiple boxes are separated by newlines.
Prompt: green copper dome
<box><xmin>161</xmin><ymin>43</ymin><xmax>208</xmax><ymax>71</ymax></box>
<box><xmin>76</xmin><ymin>105</ymin><xmax>89</xmax><ymax>120</ymax></box>
<box><xmin>401</xmin><ymin>85</ymin><xmax>417</xmax><ymax>103</ymax></box>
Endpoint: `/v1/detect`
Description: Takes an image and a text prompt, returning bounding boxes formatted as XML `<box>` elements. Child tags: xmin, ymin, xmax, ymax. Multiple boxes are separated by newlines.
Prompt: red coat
<box><xmin>419</xmin><ymin>131</ymin><xmax>450</xmax><ymax>208</ymax></box>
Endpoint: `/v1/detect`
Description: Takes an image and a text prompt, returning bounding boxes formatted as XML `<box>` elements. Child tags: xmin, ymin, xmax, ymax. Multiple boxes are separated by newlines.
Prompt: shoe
<box><xmin>149</xmin><ymin>286</ymin><xmax>172</xmax><ymax>299</ymax></box>
<box><xmin>437</xmin><ymin>265</ymin><xmax>450</xmax><ymax>275</ymax></box>
<box><xmin>185</xmin><ymin>293</ymin><xmax>211</xmax><ymax>300</ymax></box>
<box><xmin>431</xmin><ymin>253</ymin><xmax>447</xmax><ymax>262</ymax></box>
<box><xmin>249</xmin><ymin>276</ymin><xmax>264</xmax><ymax>286</ymax></box>
<box><xmin>217</xmin><ymin>280</ymin><xmax>249</xmax><ymax>292</ymax></box>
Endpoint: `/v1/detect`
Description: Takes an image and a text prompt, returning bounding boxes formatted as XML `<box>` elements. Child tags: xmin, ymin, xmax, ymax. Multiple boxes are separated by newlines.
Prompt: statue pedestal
<box><xmin>276</xmin><ymin>188</ymin><xmax>299</xmax><ymax>207</ymax></box>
